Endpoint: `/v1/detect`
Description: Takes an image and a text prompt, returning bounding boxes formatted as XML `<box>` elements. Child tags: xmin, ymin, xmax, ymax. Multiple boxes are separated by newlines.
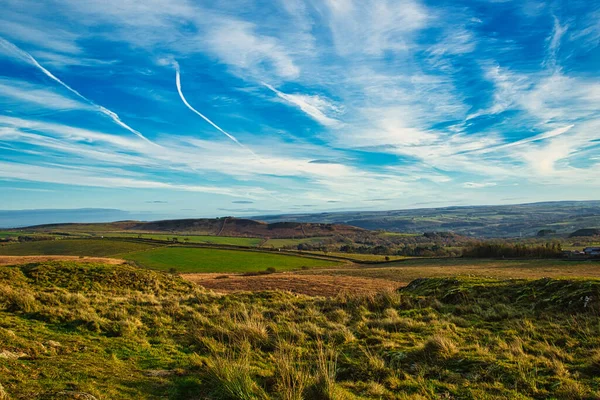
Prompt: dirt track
<box><xmin>0</xmin><ymin>256</ymin><xmax>125</xmax><ymax>266</ymax></box>
<box><xmin>183</xmin><ymin>272</ymin><xmax>401</xmax><ymax>297</ymax></box>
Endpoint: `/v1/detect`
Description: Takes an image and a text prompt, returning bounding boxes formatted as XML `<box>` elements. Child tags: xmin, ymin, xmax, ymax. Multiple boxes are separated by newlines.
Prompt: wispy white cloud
<box><xmin>0</xmin><ymin>0</ymin><xmax>599</xmax><ymax>211</ymax></box>
<box><xmin>512</xmin><ymin>121</ymin><xmax>600</xmax><ymax>178</ymax></box>
<box><xmin>203</xmin><ymin>19</ymin><xmax>300</xmax><ymax>80</ymax></box>
<box><xmin>466</xmin><ymin>65</ymin><xmax>530</xmax><ymax>120</ymax></box>
<box><xmin>31</xmin><ymin>51</ymin><xmax>119</xmax><ymax>69</ymax></box>
<box><xmin>468</xmin><ymin>125</ymin><xmax>574</xmax><ymax>155</ymax></box>
<box><xmin>0</xmin><ymin>160</ymin><xmax>266</xmax><ymax>197</ymax></box>
<box><xmin>0</xmin><ymin>18</ymin><xmax>81</xmax><ymax>55</ymax></box>
<box><xmin>324</xmin><ymin>0</ymin><xmax>430</xmax><ymax>56</ymax></box>
<box><xmin>427</xmin><ymin>27</ymin><xmax>476</xmax><ymax>70</ymax></box>
<box><xmin>263</xmin><ymin>83</ymin><xmax>343</xmax><ymax>127</ymax></box>
<box><xmin>0</xmin><ymin>79</ymin><xmax>90</xmax><ymax>111</ymax></box>
<box><xmin>0</xmin><ymin>37</ymin><xmax>153</xmax><ymax>143</ymax></box>
<box><xmin>570</xmin><ymin>10</ymin><xmax>600</xmax><ymax>50</ymax></box>
<box><xmin>173</xmin><ymin>60</ymin><xmax>248</xmax><ymax>149</ymax></box>
<box><xmin>2</xmin><ymin>187</ymin><xmax>55</xmax><ymax>192</ymax></box>
<box><xmin>521</xmin><ymin>73</ymin><xmax>600</xmax><ymax>123</ymax></box>
<box><xmin>463</xmin><ymin>182</ymin><xmax>496</xmax><ymax>189</ymax></box>
<box><xmin>545</xmin><ymin>16</ymin><xmax>568</xmax><ymax>69</ymax></box>
<box><xmin>0</xmin><ymin>115</ymin><xmax>438</xmax><ymax>204</ymax></box>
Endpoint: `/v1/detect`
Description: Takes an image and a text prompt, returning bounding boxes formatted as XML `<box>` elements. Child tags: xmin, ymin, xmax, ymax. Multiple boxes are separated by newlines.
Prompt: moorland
<box><xmin>256</xmin><ymin>200</ymin><xmax>600</xmax><ymax>238</ymax></box>
<box><xmin>0</xmin><ymin>214</ymin><xmax>599</xmax><ymax>399</ymax></box>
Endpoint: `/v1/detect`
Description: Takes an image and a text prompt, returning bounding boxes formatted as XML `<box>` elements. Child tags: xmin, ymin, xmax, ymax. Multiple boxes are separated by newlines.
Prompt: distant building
<box><xmin>583</xmin><ymin>247</ymin><xmax>600</xmax><ymax>256</ymax></box>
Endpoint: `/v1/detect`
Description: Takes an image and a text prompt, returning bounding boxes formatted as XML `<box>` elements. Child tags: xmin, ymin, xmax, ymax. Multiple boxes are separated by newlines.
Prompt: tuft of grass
<box><xmin>273</xmin><ymin>344</ymin><xmax>312</xmax><ymax>400</ymax></box>
<box><xmin>0</xmin><ymin>284</ymin><xmax>38</xmax><ymax>313</ymax></box>
<box><xmin>587</xmin><ymin>349</ymin><xmax>600</xmax><ymax>374</ymax></box>
<box><xmin>308</xmin><ymin>341</ymin><xmax>340</xmax><ymax>399</ymax></box>
<box><xmin>555</xmin><ymin>378</ymin><xmax>588</xmax><ymax>400</ymax></box>
<box><xmin>0</xmin><ymin>383</ymin><xmax>9</xmax><ymax>400</ymax></box>
<box><xmin>420</xmin><ymin>334</ymin><xmax>458</xmax><ymax>361</ymax></box>
<box><xmin>203</xmin><ymin>349</ymin><xmax>268</xmax><ymax>400</ymax></box>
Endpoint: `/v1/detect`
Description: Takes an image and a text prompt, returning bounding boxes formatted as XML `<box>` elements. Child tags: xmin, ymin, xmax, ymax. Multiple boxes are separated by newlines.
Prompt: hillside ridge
<box><xmin>12</xmin><ymin>217</ymin><xmax>365</xmax><ymax>239</ymax></box>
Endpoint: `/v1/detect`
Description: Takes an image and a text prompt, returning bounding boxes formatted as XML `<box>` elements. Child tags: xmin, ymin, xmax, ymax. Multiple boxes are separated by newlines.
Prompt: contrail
<box><xmin>173</xmin><ymin>61</ymin><xmax>248</xmax><ymax>150</ymax></box>
<box><xmin>0</xmin><ymin>37</ymin><xmax>152</xmax><ymax>143</ymax></box>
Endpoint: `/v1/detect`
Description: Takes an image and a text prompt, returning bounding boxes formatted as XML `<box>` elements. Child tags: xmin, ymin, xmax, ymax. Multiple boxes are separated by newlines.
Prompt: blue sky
<box><xmin>0</xmin><ymin>0</ymin><xmax>599</xmax><ymax>218</ymax></box>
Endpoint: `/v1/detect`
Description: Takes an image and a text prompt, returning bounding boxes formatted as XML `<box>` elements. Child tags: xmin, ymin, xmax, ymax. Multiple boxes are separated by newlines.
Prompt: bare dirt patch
<box><xmin>0</xmin><ymin>256</ymin><xmax>125</xmax><ymax>266</ymax></box>
<box><xmin>183</xmin><ymin>272</ymin><xmax>400</xmax><ymax>297</ymax></box>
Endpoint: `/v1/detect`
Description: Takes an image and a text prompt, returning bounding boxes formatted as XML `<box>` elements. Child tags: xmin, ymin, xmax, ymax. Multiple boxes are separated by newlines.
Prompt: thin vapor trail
<box><xmin>0</xmin><ymin>37</ymin><xmax>152</xmax><ymax>143</ymax></box>
<box><xmin>174</xmin><ymin>61</ymin><xmax>250</xmax><ymax>151</ymax></box>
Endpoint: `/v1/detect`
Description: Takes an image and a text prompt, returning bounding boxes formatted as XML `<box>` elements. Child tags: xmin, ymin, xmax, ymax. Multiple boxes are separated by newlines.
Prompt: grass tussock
<box><xmin>1</xmin><ymin>262</ymin><xmax>600</xmax><ymax>398</ymax></box>
<box><xmin>272</xmin><ymin>344</ymin><xmax>312</xmax><ymax>400</ymax></box>
<box><xmin>0</xmin><ymin>383</ymin><xmax>8</xmax><ymax>400</ymax></box>
<box><xmin>203</xmin><ymin>348</ymin><xmax>268</xmax><ymax>400</ymax></box>
<box><xmin>420</xmin><ymin>334</ymin><xmax>458</xmax><ymax>361</ymax></box>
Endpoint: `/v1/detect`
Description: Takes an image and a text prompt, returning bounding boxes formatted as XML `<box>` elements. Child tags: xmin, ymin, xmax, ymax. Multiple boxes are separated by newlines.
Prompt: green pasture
<box><xmin>124</xmin><ymin>247</ymin><xmax>341</xmax><ymax>273</ymax></box>
<box><xmin>261</xmin><ymin>236</ymin><xmax>328</xmax><ymax>248</ymax></box>
<box><xmin>102</xmin><ymin>232</ymin><xmax>262</xmax><ymax>247</ymax></box>
<box><xmin>0</xmin><ymin>239</ymin><xmax>161</xmax><ymax>257</ymax></box>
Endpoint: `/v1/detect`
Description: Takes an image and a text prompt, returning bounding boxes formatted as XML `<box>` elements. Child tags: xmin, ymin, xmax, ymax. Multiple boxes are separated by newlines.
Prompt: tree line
<box><xmin>462</xmin><ymin>242</ymin><xmax>563</xmax><ymax>258</ymax></box>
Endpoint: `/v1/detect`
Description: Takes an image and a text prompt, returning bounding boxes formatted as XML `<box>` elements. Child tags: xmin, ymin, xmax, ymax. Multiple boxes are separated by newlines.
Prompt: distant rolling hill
<box><xmin>254</xmin><ymin>201</ymin><xmax>600</xmax><ymax>238</ymax></box>
<box><xmin>5</xmin><ymin>200</ymin><xmax>600</xmax><ymax>239</ymax></box>
<box><xmin>0</xmin><ymin>209</ymin><xmax>164</xmax><ymax>228</ymax></box>
<box><xmin>13</xmin><ymin>217</ymin><xmax>365</xmax><ymax>239</ymax></box>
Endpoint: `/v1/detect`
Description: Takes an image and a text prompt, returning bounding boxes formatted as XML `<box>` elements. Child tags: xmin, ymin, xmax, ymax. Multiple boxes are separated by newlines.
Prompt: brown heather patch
<box><xmin>182</xmin><ymin>272</ymin><xmax>401</xmax><ymax>297</ymax></box>
<box><xmin>303</xmin><ymin>258</ymin><xmax>600</xmax><ymax>286</ymax></box>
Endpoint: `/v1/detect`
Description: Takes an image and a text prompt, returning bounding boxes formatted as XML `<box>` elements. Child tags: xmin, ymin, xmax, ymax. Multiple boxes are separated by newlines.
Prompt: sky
<box><xmin>0</xmin><ymin>0</ymin><xmax>599</xmax><ymax>219</ymax></box>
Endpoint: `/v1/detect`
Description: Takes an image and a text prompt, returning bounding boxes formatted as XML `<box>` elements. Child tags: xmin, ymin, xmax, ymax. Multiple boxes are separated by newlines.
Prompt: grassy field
<box><xmin>564</xmin><ymin>242</ymin><xmax>600</xmax><ymax>250</ymax></box>
<box><xmin>0</xmin><ymin>231</ymin><xmax>62</xmax><ymax>239</ymax></box>
<box><xmin>303</xmin><ymin>251</ymin><xmax>407</xmax><ymax>262</ymax></box>
<box><xmin>2</xmin><ymin>261</ymin><xmax>600</xmax><ymax>399</ymax></box>
<box><xmin>22</xmin><ymin>223</ymin><xmax>131</xmax><ymax>233</ymax></box>
<box><xmin>261</xmin><ymin>236</ymin><xmax>329</xmax><ymax>248</ymax></box>
<box><xmin>124</xmin><ymin>247</ymin><xmax>341</xmax><ymax>273</ymax></box>
<box><xmin>0</xmin><ymin>231</ymin><xmax>25</xmax><ymax>238</ymax></box>
<box><xmin>0</xmin><ymin>239</ymin><xmax>161</xmax><ymax>257</ymax></box>
<box><xmin>305</xmin><ymin>257</ymin><xmax>600</xmax><ymax>284</ymax></box>
<box><xmin>378</xmin><ymin>232</ymin><xmax>421</xmax><ymax>237</ymax></box>
<box><xmin>103</xmin><ymin>232</ymin><xmax>262</xmax><ymax>247</ymax></box>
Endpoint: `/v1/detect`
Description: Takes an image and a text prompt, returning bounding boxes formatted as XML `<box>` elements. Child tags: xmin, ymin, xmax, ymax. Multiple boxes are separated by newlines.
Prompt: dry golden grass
<box><xmin>0</xmin><ymin>255</ymin><xmax>125</xmax><ymax>266</ymax></box>
<box><xmin>183</xmin><ymin>258</ymin><xmax>600</xmax><ymax>296</ymax></box>
<box><xmin>303</xmin><ymin>258</ymin><xmax>600</xmax><ymax>286</ymax></box>
<box><xmin>4</xmin><ymin>260</ymin><xmax>600</xmax><ymax>399</ymax></box>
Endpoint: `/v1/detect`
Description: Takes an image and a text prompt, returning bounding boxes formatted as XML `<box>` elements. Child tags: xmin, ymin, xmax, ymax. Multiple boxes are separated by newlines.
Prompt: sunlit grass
<box><xmin>2</xmin><ymin>261</ymin><xmax>600</xmax><ymax>398</ymax></box>
<box><xmin>123</xmin><ymin>247</ymin><xmax>340</xmax><ymax>273</ymax></box>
